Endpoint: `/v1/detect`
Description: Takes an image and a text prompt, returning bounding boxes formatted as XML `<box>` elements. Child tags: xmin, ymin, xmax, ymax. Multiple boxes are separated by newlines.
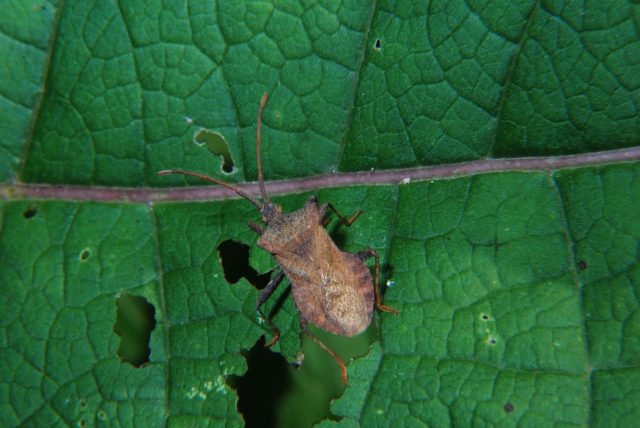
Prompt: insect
<box><xmin>158</xmin><ymin>93</ymin><xmax>397</xmax><ymax>384</ymax></box>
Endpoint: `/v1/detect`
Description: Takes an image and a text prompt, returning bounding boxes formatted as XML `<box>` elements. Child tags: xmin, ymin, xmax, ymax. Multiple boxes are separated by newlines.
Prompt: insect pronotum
<box><xmin>158</xmin><ymin>93</ymin><xmax>397</xmax><ymax>384</ymax></box>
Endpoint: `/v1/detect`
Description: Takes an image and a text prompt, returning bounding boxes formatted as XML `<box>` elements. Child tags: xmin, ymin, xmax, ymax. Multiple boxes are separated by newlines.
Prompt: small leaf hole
<box><xmin>23</xmin><ymin>206</ymin><xmax>38</xmax><ymax>219</ymax></box>
<box><xmin>195</xmin><ymin>129</ymin><xmax>235</xmax><ymax>173</ymax></box>
<box><xmin>488</xmin><ymin>337</ymin><xmax>497</xmax><ymax>345</ymax></box>
<box><xmin>374</xmin><ymin>39</ymin><xmax>382</xmax><ymax>51</ymax></box>
<box><xmin>78</xmin><ymin>398</ymin><xmax>87</xmax><ymax>408</ymax></box>
<box><xmin>113</xmin><ymin>293</ymin><xmax>157</xmax><ymax>367</ymax></box>
<box><xmin>578</xmin><ymin>260</ymin><xmax>587</xmax><ymax>270</ymax></box>
<box><xmin>481</xmin><ymin>314</ymin><xmax>490</xmax><ymax>321</ymax></box>
<box><xmin>217</xmin><ymin>239</ymin><xmax>271</xmax><ymax>289</ymax></box>
<box><xmin>504</xmin><ymin>403</ymin><xmax>514</xmax><ymax>412</ymax></box>
<box><xmin>80</xmin><ymin>249</ymin><xmax>90</xmax><ymax>261</ymax></box>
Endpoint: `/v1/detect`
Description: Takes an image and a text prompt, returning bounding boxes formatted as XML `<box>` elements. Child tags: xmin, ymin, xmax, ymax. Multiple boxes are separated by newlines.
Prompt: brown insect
<box><xmin>158</xmin><ymin>93</ymin><xmax>397</xmax><ymax>384</ymax></box>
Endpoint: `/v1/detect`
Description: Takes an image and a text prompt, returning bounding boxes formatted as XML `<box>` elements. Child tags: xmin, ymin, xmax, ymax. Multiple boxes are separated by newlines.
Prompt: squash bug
<box><xmin>158</xmin><ymin>93</ymin><xmax>397</xmax><ymax>384</ymax></box>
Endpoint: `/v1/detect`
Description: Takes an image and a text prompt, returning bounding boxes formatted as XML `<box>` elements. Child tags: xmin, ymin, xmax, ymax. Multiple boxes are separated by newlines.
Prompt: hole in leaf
<box><xmin>488</xmin><ymin>337</ymin><xmax>497</xmax><ymax>345</ymax></box>
<box><xmin>374</xmin><ymin>38</ymin><xmax>381</xmax><ymax>50</ymax></box>
<box><xmin>504</xmin><ymin>403</ymin><xmax>514</xmax><ymax>412</ymax></box>
<box><xmin>113</xmin><ymin>293</ymin><xmax>157</xmax><ymax>367</ymax></box>
<box><xmin>78</xmin><ymin>398</ymin><xmax>87</xmax><ymax>408</ymax></box>
<box><xmin>229</xmin><ymin>325</ymin><xmax>378</xmax><ymax>425</ymax></box>
<box><xmin>578</xmin><ymin>260</ymin><xmax>587</xmax><ymax>270</ymax></box>
<box><xmin>23</xmin><ymin>205</ymin><xmax>38</xmax><ymax>219</ymax></box>
<box><xmin>481</xmin><ymin>314</ymin><xmax>490</xmax><ymax>321</ymax></box>
<box><xmin>79</xmin><ymin>249</ymin><xmax>90</xmax><ymax>261</ymax></box>
<box><xmin>227</xmin><ymin>336</ymin><xmax>292</xmax><ymax>428</ymax></box>
<box><xmin>195</xmin><ymin>129</ymin><xmax>235</xmax><ymax>173</ymax></box>
<box><xmin>79</xmin><ymin>419</ymin><xmax>86</xmax><ymax>427</ymax></box>
<box><xmin>217</xmin><ymin>239</ymin><xmax>272</xmax><ymax>289</ymax></box>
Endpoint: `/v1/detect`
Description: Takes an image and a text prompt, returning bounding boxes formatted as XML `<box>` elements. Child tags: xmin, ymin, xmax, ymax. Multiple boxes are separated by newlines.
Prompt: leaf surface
<box><xmin>1</xmin><ymin>0</ymin><xmax>639</xmax><ymax>427</ymax></box>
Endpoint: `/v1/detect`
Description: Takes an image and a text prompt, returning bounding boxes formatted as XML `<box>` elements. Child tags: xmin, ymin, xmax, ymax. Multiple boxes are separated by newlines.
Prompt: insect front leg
<box><xmin>299</xmin><ymin>318</ymin><xmax>348</xmax><ymax>385</ymax></box>
<box><xmin>319</xmin><ymin>202</ymin><xmax>363</xmax><ymax>227</ymax></box>
<box><xmin>256</xmin><ymin>270</ymin><xmax>285</xmax><ymax>347</ymax></box>
<box><xmin>248</xmin><ymin>221</ymin><xmax>266</xmax><ymax>235</ymax></box>
<box><xmin>355</xmin><ymin>249</ymin><xmax>398</xmax><ymax>315</ymax></box>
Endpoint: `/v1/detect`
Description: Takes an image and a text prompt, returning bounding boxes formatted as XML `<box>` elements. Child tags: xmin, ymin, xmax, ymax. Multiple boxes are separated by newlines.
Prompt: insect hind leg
<box><xmin>355</xmin><ymin>249</ymin><xmax>398</xmax><ymax>315</ymax></box>
<box><xmin>300</xmin><ymin>318</ymin><xmax>348</xmax><ymax>385</ymax></box>
<box><xmin>256</xmin><ymin>270</ymin><xmax>285</xmax><ymax>347</ymax></box>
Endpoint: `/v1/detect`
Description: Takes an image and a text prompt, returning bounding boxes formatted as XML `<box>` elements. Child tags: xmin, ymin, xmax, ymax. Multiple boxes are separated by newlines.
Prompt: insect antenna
<box><xmin>156</xmin><ymin>170</ymin><xmax>263</xmax><ymax>209</ymax></box>
<box><xmin>256</xmin><ymin>92</ymin><xmax>270</xmax><ymax>204</ymax></box>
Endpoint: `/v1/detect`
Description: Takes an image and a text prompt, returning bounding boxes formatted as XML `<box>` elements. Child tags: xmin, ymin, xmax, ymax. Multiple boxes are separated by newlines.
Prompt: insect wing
<box><xmin>320</xmin><ymin>250</ymin><xmax>373</xmax><ymax>337</ymax></box>
<box><xmin>278</xmin><ymin>226</ymin><xmax>374</xmax><ymax>337</ymax></box>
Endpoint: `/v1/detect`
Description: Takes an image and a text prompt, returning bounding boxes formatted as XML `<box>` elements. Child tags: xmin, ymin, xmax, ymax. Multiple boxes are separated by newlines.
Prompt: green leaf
<box><xmin>1</xmin><ymin>0</ymin><xmax>639</xmax><ymax>427</ymax></box>
<box><xmin>0</xmin><ymin>201</ymin><xmax>167</xmax><ymax>426</ymax></box>
<box><xmin>0</xmin><ymin>1</ymin><xmax>59</xmax><ymax>181</ymax></box>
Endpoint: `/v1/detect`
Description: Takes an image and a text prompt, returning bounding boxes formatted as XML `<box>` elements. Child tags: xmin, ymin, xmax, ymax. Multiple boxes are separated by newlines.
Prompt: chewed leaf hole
<box><xmin>23</xmin><ymin>205</ymin><xmax>38</xmax><ymax>219</ymax></box>
<box><xmin>79</xmin><ymin>249</ymin><xmax>90</xmax><ymax>260</ymax></box>
<box><xmin>113</xmin><ymin>293</ymin><xmax>156</xmax><ymax>367</ymax></box>
<box><xmin>488</xmin><ymin>337</ymin><xmax>497</xmax><ymax>345</ymax></box>
<box><xmin>481</xmin><ymin>314</ymin><xmax>490</xmax><ymax>321</ymax></box>
<box><xmin>374</xmin><ymin>38</ymin><xmax>382</xmax><ymax>50</ymax></box>
<box><xmin>217</xmin><ymin>239</ymin><xmax>271</xmax><ymax>289</ymax></box>
<box><xmin>195</xmin><ymin>129</ymin><xmax>235</xmax><ymax>173</ymax></box>
<box><xmin>227</xmin><ymin>336</ymin><xmax>292</xmax><ymax>428</ymax></box>
<box><xmin>228</xmin><ymin>323</ymin><xmax>377</xmax><ymax>426</ymax></box>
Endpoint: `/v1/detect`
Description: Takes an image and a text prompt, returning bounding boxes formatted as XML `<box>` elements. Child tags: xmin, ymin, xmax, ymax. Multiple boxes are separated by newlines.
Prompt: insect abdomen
<box><xmin>322</xmin><ymin>254</ymin><xmax>373</xmax><ymax>337</ymax></box>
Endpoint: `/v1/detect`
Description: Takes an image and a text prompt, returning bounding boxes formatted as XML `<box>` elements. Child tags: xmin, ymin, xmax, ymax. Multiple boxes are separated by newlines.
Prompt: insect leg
<box><xmin>299</xmin><ymin>318</ymin><xmax>348</xmax><ymax>385</ymax></box>
<box><xmin>248</xmin><ymin>221</ymin><xmax>266</xmax><ymax>235</ymax></box>
<box><xmin>319</xmin><ymin>203</ymin><xmax>362</xmax><ymax>227</ymax></box>
<box><xmin>256</xmin><ymin>270</ymin><xmax>285</xmax><ymax>347</ymax></box>
<box><xmin>355</xmin><ymin>249</ymin><xmax>398</xmax><ymax>315</ymax></box>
